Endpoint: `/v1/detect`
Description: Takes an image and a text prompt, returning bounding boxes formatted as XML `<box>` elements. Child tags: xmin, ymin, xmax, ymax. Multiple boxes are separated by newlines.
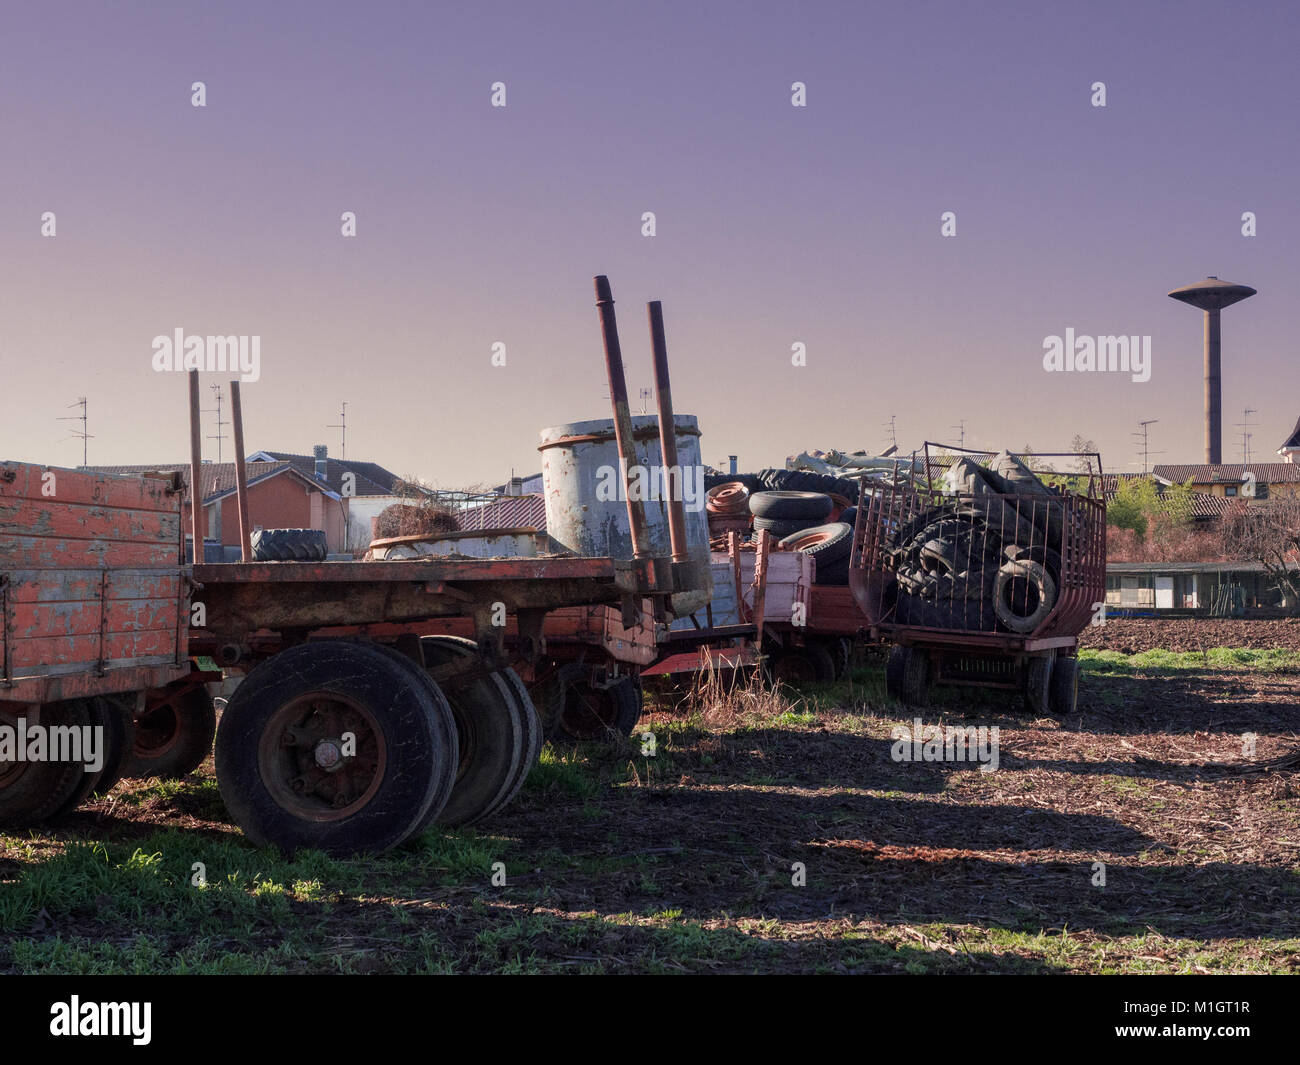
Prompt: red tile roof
<box><xmin>1152</xmin><ymin>462</ymin><xmax>1300</xmax><ymax>484</ymax></box>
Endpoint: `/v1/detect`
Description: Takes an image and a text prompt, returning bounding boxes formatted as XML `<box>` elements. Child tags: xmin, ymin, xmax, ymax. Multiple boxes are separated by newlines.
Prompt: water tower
<box><xmin>1167</xmin><ymin>277</ymin><xmax>1256</xmax><ymax>464</ymax></box>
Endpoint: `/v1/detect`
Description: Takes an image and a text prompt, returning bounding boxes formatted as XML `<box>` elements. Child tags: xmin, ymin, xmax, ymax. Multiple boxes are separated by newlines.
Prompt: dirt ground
<box><xmin>1081</xmin><ymin>616</ymin><xmax>1300</xmax><ymax>655</ymax></box>
<box><xmin>2</xmin><ymin>640</ymin><xmax>1299</xmax><ymax>974</ymax></box>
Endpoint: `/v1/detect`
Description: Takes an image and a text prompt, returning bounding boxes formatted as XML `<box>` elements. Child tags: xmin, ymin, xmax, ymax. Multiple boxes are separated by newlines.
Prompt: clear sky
<box><xmin>1</xmin><ymin>0</ymin><xmax>1295</xmax><ymax>486</ymax></box>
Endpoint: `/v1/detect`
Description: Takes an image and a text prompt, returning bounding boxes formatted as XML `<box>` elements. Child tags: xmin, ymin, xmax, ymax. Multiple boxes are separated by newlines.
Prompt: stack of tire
<box><xmin>887</xmin><ymin>452</ymin><xmax>1066</xmax><ymax>634</ymax></box>
<box><xmin>746</xmin><ymin>491</ymin><xmax>848</xmax><ymax>586</ymax></box>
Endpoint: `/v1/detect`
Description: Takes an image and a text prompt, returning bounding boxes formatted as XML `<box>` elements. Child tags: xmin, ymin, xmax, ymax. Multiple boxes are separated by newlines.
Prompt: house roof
<box><xmin>1152</xmin><ymin>462</ymin><xmax>1300</xmax><ymax>484</ymax></box>
<box><xmin>457</xmin><ymin>494</ymin><xmax>547</xmax><ymax>532</ymax></box>
<box><xmin>248</xmin><ymin>451</ymin><xmax>403</xmax><ymax>497</ymax></box>
<box><xmin>1278</xmin><ymin>415</ymin><xmax>1300</xmax><ymax>452</ymax></box>
<box><xmin>82</xmin><ymin>461</ymin><xmax>335</xmax><ymax>503</ymax></box>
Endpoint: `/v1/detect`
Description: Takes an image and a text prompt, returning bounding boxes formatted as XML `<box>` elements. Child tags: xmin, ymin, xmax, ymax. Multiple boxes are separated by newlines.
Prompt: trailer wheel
<box><xmin>1049</xmin><ymin>654</ymin><xmax>1079</xmax><ymax>715</ymax></box>
<box><xmin>52</xmin><ymin>696</ymin><xmax>134</xmax><ymax>815</ymax></box>
<box><xmin>768</xmin><ymin>642</ymin><xmax>837</xmax><ymax>685</ymax></box>
<box><xmin>551</xmin><ymin>675</ymin><xmax>642</xmax><ymax>742</ymax></box>
<box><xmin>1023</xmin><ymin>654</ymin><xmax>1054</xmax><ymax>714</ymax></box>
<box><xmin>417</xmin><ymin>636</ymin><xmax>537</xmax><ymax>828</ymax></box>
<box><xmin>886</xmin><ymin>646</ymin><xmax>930</xmax><ymax>705</ymax></box>
<box><xmin>122</xmin><ymin>684</ymin><xmax>217</xmax><ymax>780</ymax></box>
<box><xmin>0</xmin><ymin>699</ymin><xmax>98</xmax><ymax>825</ymax></box>
<box><xmin>215</xmin><ymin>641</ymin><xmax>456</xmax><ymax>855</ymax></box>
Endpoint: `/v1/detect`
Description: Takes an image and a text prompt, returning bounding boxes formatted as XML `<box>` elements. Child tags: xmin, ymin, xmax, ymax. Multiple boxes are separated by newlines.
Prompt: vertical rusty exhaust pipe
<box><xmin>648</xmin><ymin>300</ymin><xmax>690</xmax><ymax>564</ymax></box>
<box><xmin>229</xmin><ymin>380</ymin><xmax>254</xmax><ymax>563</ymax></box>
<box><xmin>594</xmin><ymin>275</ymin><xmax>651</xmax><ymax>560</ymax></box>
<box><xmin>187</xmin><ymin>370</ymin><xmax>203</xmax><ymax>564</ymax></box>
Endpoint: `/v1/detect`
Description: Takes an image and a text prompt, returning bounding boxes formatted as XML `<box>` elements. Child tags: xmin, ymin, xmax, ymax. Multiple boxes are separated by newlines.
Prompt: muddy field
<box><xmin>1081</xmin><ymin>616</ymin><xmax>1300</xmax><ymax>655</ymax></box>
<box><xmin>2</xmin><ymin>647</ymin><xmax>1299</xmax><ymax>974</ymax></box>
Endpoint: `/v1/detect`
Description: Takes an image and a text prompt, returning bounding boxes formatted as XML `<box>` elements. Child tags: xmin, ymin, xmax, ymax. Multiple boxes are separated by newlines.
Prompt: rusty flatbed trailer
<box><xmin>1</xmin><ymin>276</ymin><xmax>713</xmax><ymax>856</ymax></box>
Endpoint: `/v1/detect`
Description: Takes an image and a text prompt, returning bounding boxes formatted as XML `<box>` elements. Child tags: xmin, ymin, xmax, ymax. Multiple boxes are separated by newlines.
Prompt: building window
<box><xmin>1225</xmin><ymin>486</ymin><xmax>1237</xmax><ymax>497</ymax></box>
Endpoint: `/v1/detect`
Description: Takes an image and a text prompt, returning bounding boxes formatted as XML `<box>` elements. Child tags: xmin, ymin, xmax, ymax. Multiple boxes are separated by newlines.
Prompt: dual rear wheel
<box><xmin>214</xmin><ymin>639</ymin><xmax>541</xmax><ymax>855</ymax></box>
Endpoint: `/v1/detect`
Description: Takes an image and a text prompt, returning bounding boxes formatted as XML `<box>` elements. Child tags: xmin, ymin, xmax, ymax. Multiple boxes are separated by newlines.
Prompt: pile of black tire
<box><xmin>886</xmin><ymin>453</ymin><xmax>1067</xmax><ymax>634</ymax></box>
<box><xmin>708</xmin><ymin>470</ymin><xmax>862</xmax><ymax>587</ymax></box>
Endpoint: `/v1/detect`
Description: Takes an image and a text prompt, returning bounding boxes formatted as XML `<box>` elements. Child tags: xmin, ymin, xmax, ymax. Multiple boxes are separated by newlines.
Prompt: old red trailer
<box><xmin>849</xmin><ymin>444</ymin><xmax>1106</xmax><ymax>713</ymax></box>
<box><xmin>0</xmin><ymin>276</ymin><xmax>709</xmax><ymax>855</ymax></box>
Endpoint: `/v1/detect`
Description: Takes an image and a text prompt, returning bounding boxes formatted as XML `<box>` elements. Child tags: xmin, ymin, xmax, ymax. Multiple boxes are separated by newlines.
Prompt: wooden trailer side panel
<box><xmin>0</xmin><ymin>462</ymin><xmax>187</xmax><ymax>689</ymax></box>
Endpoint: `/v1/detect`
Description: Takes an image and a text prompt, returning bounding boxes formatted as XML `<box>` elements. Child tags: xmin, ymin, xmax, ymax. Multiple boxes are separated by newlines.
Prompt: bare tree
<box><xmin>1218</xmin><ymin>498</ymin><xmax>1300</xmax><ymax>604</ymax></box>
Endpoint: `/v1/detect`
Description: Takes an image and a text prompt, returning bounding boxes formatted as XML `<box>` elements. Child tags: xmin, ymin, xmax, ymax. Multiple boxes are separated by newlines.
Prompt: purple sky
<box><xmin>1</xmin><ymin>0</ymin><xmax>1296</xmax><ymax>486</ymax></box>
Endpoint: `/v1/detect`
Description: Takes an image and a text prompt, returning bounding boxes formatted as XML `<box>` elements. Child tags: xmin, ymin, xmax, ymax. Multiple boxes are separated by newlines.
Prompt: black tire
<box><xmin>1023</xmin><ymin>654</ymin><xmax>1054</xmax><ymax>714</ymax></box>
<box><xmin>550</xmin><ymin>675</ymin><xmax>642</xmax><ymax>742</ymax></box>
<box><xmin>51</xmin><ymin>696</ymin><xmax>134</xmax><ymax>816</ymax></box>
<box><xmin>417</xmin><ymin>636</ymin><xmax>535</xmax><ymax>828</ymax></box>
<box><xmin>768</xmin><ymin>642</ymin><xmax>837</xmax><ymax>685</ymax></box>
<box><xmin>215</xmin><ymin>641</ymin><xmax>457</xmax><ymax>856</ymax></box>
<box><xmin>994</xmin><ymin>559</ymin><xmax>1057</xmax><ymax>634</ymax></box>
<box><xmin>753</xmin><ymin>515</ymin><xmax>818</xmax><ymax>538</ymax></box>
<box><xmin>779</xmin><ymin>522</ymin><xmax>852</xmax><ymax>564</ymax></box>
<box><xmin>839</xmin><ymin>506</ymin><xmax>858</xmax><ymax>529</ymax></box>
<box><xmin>250</xmin><ymin>528</ymin><xmax>328</xmax><ymax>562</ymax></box>
<box><xmin>901</xmin><ymin>647</ymin><xmax>931</xmax><ymax>705</ymax></box>
<box><xmin>885</xmin><ymin>645</ymin><xmax>908</xmax><ymax>699</ymax></box>
<box><xmin>1049</xmin><ymin>654</ymin><xmax>1079</xmax><ymax>715</ymax></box>
<box><xmin>122</xmin><ymin>684</ymin><xmax>217</xmax><ymax>780</ymax></box>
<box><xmin>749</xmin><ymin>491</ymin><xmax>834</xmax><ymax>522</ymax></box>
<box><xmin>0</xmin><ymin>699</ymin><xmax>98</xmax><ymax>825</ymax></box>
<box><xmin>757</xmin><ymin>469</ymin><xmax>863</xmax><ymax>505</ymax></box>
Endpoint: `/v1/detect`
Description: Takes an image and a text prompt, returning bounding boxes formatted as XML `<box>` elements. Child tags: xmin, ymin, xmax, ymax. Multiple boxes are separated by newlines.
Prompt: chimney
<box><xmin>507</xmin><ymin>476</ymin><xmax>523</xmax><ymax>496</ymax></box>
<box><xmin>313</xmin><ymin>444</ymin><xmax>328</xmax><ymax>483</ymax></box>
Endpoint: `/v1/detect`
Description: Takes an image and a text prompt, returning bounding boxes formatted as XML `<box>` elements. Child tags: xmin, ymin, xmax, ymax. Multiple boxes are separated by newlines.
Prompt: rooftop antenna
<box><xmin>57</xmin><ymin>397</ymin><xmax>92</xmax><ymax>466</ymax></box>
<box><xmin>328</xmin><ymin>402</ymin><xmax>347</xmax><ymax>459</ymax></box>
<box><xmin>1168</xmin><ymin>276</ymin><xmax>1257</xmax><ymax>464</ymax></box>
<box><xmin>1235</xmin><ymin>407</ymin><xmax>1258</xmax><ymax>465</ymax></box>
<box><xmin>204</xmin><ymin>383</ymin><xmax>229</xmax><ymax>463</ymax></box>
<box><xmin>639</xmin><ymin>387</ymin><xmax>653</xmax><ymax>414</ymax></box>
<box><xmin>1132</xmin><ymin>419</ymin><xmax>1164</xmax><ymax>476</ymax></box>
<box><xmin>884</xmin><ymin>414</ymin><xmax>897</xmax><ymax>451</ymax></box>
<box><xmin>951</xmin><ymin>419</ymin><xmax>966</xmax><ymax>448</ymax></box>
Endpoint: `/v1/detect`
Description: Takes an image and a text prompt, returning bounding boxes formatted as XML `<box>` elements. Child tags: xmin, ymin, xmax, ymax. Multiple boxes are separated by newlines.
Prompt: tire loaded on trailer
<box><xmin>250</xmin><ymin>528</ymin><xmax>329</xmax><ymax>562</ymax></box>
<box><xmin>885</xmin><ymin>452</ymin><xmax>1069</xmax><ymax>634</ymax></box>
<box><xmin>855</xmin><ymin>445</ymin><xmax>1104</xmax><ymax>715</ymax></box>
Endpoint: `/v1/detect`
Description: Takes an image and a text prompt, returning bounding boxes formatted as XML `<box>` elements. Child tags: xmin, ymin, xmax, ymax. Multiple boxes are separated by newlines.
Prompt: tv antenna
<box><xmin>884</xmin><ymin>414</ymin><xmax>897</xmax><ymax>451</ymax></box>
<box><xmin>204</xmin><ymin>383</ymin><xmax>230</xmax><ymax>463</ymax></box>
<box><xmin>328</xmin><ymin>402</ymin><xmax>348</xmax><ymax>459</ymax></box>
<box><xmin>1131</xmin><ymin>419</ymin><xmax>1164</xmax><ymax>476</ymax></box>
<box><xmin>951</xmin><ymin>419</ymin><xmax>966</xmax><ymax>448</ymax></box>
<box><xmin>57</xmin><ymin>397</ymin><xmax>92</xmax><ymax>466</ymax></box>
<box><xmin>638</xmin><ymin>388</ymin><xmax>653</xmax><ymax>414</ymax></box>
<box><xmin>1235</xmin><ymin>407</ymin><xmax>1258</xmax><ymax>465</ymax></box>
